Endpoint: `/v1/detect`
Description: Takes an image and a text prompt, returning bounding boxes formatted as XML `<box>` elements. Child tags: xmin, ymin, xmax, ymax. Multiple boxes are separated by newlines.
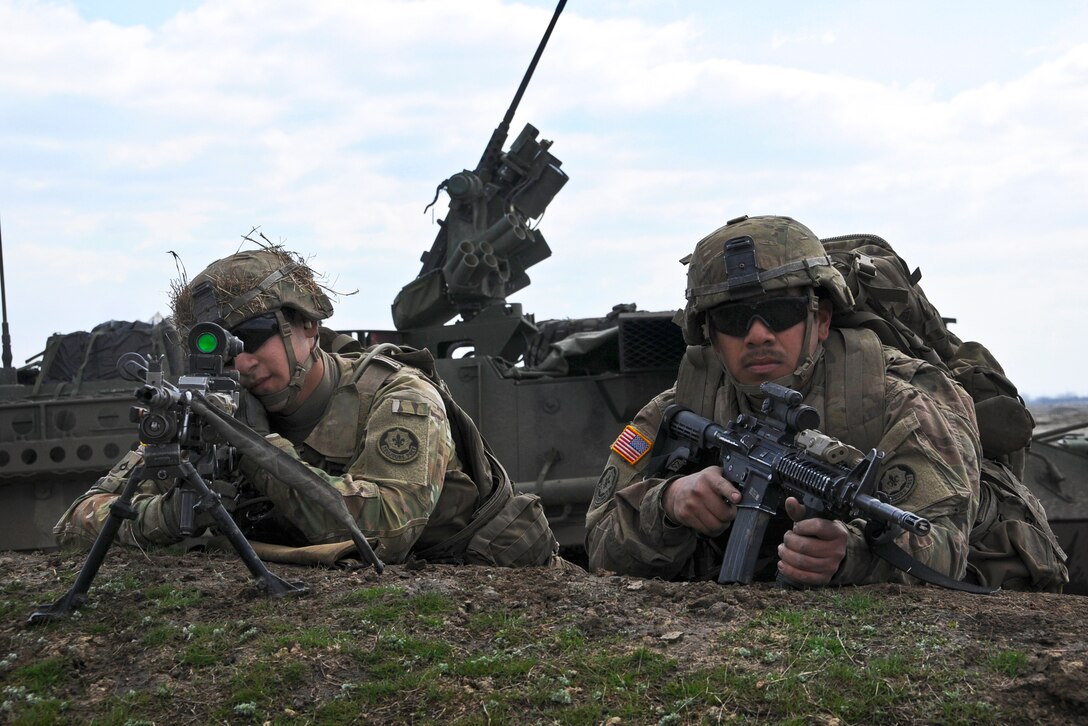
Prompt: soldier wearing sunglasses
<box><xmin>55</xmin><ymin>245</ymin><xmax>558</xmax><ymax>568</ymax></box>
<box><xmin>585</xmin><ymin>215</ymin><xmax>981</xmax><ymax>587</ymax></box>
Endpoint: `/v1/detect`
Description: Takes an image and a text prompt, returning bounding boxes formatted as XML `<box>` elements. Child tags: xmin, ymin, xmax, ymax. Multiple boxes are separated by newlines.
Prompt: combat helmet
<box><xmin>681</xmin><ymin>215</ymin><xmax>853</xmax><ymax>345</ymax></box>
<box><xmin>172</xmin><ymin>247</ymin><xmax>334</xmax><ymax>334</ymax></box>
<box><xmin>172</xmin><ymin>245</ymin><xmax>335</xmax><ymax>415</ymax></box>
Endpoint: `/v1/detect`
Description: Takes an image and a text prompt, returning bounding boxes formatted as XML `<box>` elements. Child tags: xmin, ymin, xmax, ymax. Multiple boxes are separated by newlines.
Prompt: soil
<box><xmin>2</xmin><ymin>548</ymin><xmax>1087</xmax><ymax>724</ymax></box>
<box><xmin>3</xmin><ymin>400</ymin><xmax>1087</xmax><ymax>723</ymax></box>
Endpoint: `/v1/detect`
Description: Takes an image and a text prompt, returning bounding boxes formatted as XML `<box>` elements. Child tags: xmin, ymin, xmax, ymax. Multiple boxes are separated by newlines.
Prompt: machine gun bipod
<box><xmin>27</xmin><ymin>322</ymin><xmax>384</xmax><ymax>626</ymax></box>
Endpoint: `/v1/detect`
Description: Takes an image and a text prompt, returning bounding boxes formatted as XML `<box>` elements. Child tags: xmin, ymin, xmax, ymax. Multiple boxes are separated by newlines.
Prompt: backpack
<box><xmin>33</xmin><ymin>319</ymin><xmax>184</xmax><ymax>394</ymax></box>
<box><xmin>352</xmin><ymin>344</ymin><xmax>559</xmax><ymax>567</ymax></box>
<box><xmin>821</xmin><ymin>234</ymin><xmax>1067</xmax><ymax>591</ymax></box>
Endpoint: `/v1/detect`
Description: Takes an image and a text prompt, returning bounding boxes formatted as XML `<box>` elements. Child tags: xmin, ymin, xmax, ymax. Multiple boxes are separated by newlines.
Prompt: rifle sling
<box><xmin>867</xmin><ymin>537</ymin><xmax>999</xmax><ymax>595</ymax></box>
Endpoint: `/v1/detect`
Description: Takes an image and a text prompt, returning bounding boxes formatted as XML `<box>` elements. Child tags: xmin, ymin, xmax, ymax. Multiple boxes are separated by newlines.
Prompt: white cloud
<box><xmin>0</xmin><ymin>0</ymin><xmax>1084</xmax><ymax>396</ymax></box>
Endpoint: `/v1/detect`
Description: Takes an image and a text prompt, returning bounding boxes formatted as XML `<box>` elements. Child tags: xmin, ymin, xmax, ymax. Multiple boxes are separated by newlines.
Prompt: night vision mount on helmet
<box><xmin>680</xmin><ymin>214</ymin><xmax>854</xmax><ymax>346</ymax></box>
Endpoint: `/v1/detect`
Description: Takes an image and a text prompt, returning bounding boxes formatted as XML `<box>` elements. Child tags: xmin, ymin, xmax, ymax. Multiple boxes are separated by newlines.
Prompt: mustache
<box><xmin>740</xmin><ymin>350</ymin><xmax>786</xmax><ymax>367</ymax></box>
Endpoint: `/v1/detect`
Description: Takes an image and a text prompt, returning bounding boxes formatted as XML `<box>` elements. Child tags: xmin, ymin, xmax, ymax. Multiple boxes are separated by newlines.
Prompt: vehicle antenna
<box><xmin>0</xmin><ymin>215</ymin><xmax>13</xmax><ymax>379</ymax></box>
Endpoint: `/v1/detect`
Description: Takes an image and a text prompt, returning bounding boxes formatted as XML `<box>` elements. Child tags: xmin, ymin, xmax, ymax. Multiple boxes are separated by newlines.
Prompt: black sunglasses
<box><xmin>230</xmin><ymin>313</ymin><xmax>281</xmax><ymax>354</ymax></box>
<box><xmin>707</xmin><ymin>296</ymin><xmax>810</xmax><ymax>337</ymax></box>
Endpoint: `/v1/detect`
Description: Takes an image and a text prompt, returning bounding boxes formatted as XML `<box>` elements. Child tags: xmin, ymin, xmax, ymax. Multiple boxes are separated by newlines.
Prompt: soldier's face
<box><xmin>229</xmin><ymin>322</ymin><xmax>316</xmax><ymax>395</ymax></box>
<box><xmin>710</xmin><ymin>296</ymin><xmax>831</xmax><ymax>385</ymax></box>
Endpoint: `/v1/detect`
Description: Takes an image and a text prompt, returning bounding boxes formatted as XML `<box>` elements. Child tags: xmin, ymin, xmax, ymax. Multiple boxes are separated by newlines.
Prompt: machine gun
<box><xmin>390</xmin><ymin>0</ymin><xmax>568</xmax><ymax>361</ymax></box>
<box><xmin>28</xmin><ymin>323</ymin><xmax>384</xmax><ymax>625</ymax></box>
<box><xmin>646</xmin><ymin>382</ymin><xmax>931</xmax><ymax>587</ymax></box>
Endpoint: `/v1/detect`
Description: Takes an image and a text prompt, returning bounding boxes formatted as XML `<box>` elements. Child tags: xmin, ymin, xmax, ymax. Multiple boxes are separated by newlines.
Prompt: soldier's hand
<box><xmin>158</xmin><ymin>479</ymin><xmax>240</xmax><ymax>533</ymax></box>
<box><xmin>662</xmin><ymin>465</ymin><xmax>742</xmax><ymax>536</ymax></box>
<box><xmin>238</xmin><ymin>434</ymin><xmax>299</xmax><ymax>492</ymax></box>
<box><xmin>777</xmin><ymin>497</ymin><xmax>848</xmax><ymax>586</ymax></box>
<box><xmin>190</xmin><ymin>479</ymin><xmax>239</xmax><ymax>528</ymax></box>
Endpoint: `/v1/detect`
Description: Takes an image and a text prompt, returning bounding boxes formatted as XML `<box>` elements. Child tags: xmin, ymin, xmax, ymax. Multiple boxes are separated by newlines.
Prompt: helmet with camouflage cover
<box><xmin>172</xmin><ymin>244</ymin><xmax>335</xmax><ymax>415</ymax></box>
<box><xmin>681</xmin><ymin>215</ymin><xmax>853</xmax><ymax>345</ymax></box>
<box><xmin>172</xmin><ymin>247</ymin><xmax>334</xmax><ymax>334</ymax></box>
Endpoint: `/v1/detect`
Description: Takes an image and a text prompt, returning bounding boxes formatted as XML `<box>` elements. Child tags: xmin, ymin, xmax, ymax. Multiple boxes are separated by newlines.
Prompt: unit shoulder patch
<box><xmin>611</xmin><ymin>425</ymin><xmax>653</xmax><ymax>466</ymax></box>
<box><xmin>378</xmin><ymin>427</ymin><xmax>421</xmax><ymax>464</ymax></box>
<box><xmin>591</xmin><ymin>466</ymin><xmax>619</xmax><ymax>509</ymax></box>
<box><xmin>879</xmin><ymin>464</ymin><xmax>917</xmax><ymax>505</ymax></box>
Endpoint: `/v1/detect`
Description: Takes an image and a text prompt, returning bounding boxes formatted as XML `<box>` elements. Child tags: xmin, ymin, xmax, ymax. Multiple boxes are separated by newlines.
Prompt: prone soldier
<box><xmin>587</xmin><ymin>214</ymin><xmax>1028</xmax><ymax>587</ymax></box>
<box><xmin>55</xmin><ymin>242</ymin><xmax>558</xmax><ymax>568</ymax></box>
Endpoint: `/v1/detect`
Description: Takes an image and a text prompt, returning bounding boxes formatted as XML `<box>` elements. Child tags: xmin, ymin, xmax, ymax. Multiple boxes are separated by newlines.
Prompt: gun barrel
<box><xmin>667</xmin><ymin>406</ymin><xmax>733</xmax><ymax>449</ymax></box>
<box><xmin>854</xmin><ymin>492</ymin><xmax>931</xmax><ymax>535</ymax></box>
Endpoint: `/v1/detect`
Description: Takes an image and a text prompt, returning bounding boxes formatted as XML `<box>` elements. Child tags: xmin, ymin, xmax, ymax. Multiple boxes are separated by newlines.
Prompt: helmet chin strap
<box><xmin>254</xmin><ymin>310</ymin><xmax>319</xmax><ymax>416</ymax></box>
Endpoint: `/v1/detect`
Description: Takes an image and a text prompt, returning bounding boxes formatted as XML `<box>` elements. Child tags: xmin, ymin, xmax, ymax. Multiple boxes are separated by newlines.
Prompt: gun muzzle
<box><xmin>856</xmin><ymin>493</ymin><xmax>931</xmax><ymax>536</ymax></box>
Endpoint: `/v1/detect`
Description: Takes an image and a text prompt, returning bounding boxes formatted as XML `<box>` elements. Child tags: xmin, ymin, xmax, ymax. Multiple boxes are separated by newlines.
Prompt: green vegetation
<box><xmin>987</xmin><ymin>649</ymin><xmax>1030</xmax><ymax>677</ymax></box>
<box><xmin>0</xmin><ymin>561</ymin><xmax>1039</xmax><ymax>725</ymax></box>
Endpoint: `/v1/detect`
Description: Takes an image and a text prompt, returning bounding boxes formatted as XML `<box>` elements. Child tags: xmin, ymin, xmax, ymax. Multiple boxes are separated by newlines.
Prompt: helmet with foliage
<box><xmin>171</xmin><ymin>246</ymin><xmax>334</xmax><ymax>334</ymax></box>
<box><xmin>680</xmin><ymin>214</ymin><xmax>853</xmax><ymax>345</ymax></box>
<box><xmin>171</xmin><ymin>242</ymin><xmax>337</xmax><ymax>416</ymax></box>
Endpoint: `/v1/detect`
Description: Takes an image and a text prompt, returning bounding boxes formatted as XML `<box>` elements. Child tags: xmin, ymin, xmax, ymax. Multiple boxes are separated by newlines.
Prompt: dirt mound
<box><xmin>2</xmin><ymin>549</ymin><xmax>1087</xmax><ymax>724</ymax></box>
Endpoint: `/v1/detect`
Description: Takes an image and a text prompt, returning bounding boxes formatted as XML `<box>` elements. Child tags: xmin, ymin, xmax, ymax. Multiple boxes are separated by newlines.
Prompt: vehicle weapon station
<box><xmin>374</xmin><ymin>1</ymin><xmax>688</xmax><ymax>551</ymax></box>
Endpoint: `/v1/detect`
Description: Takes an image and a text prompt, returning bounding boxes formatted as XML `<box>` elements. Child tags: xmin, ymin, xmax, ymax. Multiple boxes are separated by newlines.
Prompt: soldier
<box><xmin>585</xmin><ymin>215</ymin><xmax>984</xmax><ymax>586</ymax></box>
<box><xmin>55</xmin><ymin>244</ymin><xmax>558</xmax><ymax>567</ymax></box>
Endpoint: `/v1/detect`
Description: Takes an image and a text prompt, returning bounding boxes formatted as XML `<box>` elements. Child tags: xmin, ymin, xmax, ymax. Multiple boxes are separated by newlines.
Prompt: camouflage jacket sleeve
<box><xmin>53</xmin><ymin>450</ymin><xmax>186</xmax><ymax>549</ymax></box>
<box><xmin>585</xmin><ymin>386</ymin><xmax>718</xmax><ymax>579</ymax></box>
<box><xmin>245</xmin><ymin>369</ymin><xmax>455</xmax><ymax>564</ymax></box>
<box><xmin>830</xmin><ymin>356</ymin><xmax>981</xmax><ymax>585</ymax></box>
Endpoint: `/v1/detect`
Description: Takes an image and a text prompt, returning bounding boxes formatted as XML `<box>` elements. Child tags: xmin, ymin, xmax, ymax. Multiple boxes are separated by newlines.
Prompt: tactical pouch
<box><xmin>464</xmin><ymin>489</ymin><xmax>558</xmax><ymax>567</ymax></box>
<box><xmin>967</xmin><ymin>460</ymin><xmax>1068</xmax><ymax>592</ymax></box>
<box><xmin>946</xmin><ymin>341</ymin><xmax>1034</xmax><ymax>475</ymax></box>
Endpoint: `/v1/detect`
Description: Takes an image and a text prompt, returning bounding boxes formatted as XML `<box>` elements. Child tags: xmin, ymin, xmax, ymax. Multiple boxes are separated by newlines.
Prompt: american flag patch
<box><xmin>612</xmin><ymin>425</ymin><xmax>652</xmax><ymax>465</ymax></box>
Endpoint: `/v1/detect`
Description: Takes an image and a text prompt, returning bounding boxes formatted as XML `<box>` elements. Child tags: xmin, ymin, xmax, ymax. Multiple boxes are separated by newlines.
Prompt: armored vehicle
<box><xmin>0</xmin><ymin>320</ymin><xmax>182</xmax><ymax>550</ymax></box>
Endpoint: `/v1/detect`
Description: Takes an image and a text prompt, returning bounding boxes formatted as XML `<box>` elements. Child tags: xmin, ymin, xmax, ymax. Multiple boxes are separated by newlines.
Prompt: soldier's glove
<box><xmin>238</xmin><ymin>434</ymin><xmax>300</xmax><ymax>495</ymax></box>
<box><xmin>195</xmin><ymin>479</ymin><xmax>239</xmax><ymax>526</ymax></box>
<box><xmin>237</xmin><ymin>389</ymin><xmax>272</xmax><ymax>437</ymax></box>
<box><xmin>204</xmin><ymin>391</ymin><xmax>237</xmax><ymax>418</ymax></box>
<box><xmin>142</xmin><ymin>480</ymin><xmax>240</xmax><ymax>541</ymax></box>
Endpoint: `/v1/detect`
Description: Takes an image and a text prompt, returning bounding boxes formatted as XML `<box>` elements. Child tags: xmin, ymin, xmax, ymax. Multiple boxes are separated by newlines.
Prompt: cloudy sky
<box><xmin>2</xmin><ymin>0</ymin><xmax>1086</xmax><ymax>398</ymax></box>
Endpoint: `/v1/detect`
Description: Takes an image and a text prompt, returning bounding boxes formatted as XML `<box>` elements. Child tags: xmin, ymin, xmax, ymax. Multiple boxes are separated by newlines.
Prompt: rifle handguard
<box><xmin>190</xmin><ymin>393</ymin><xmax>385</xmax><ymax>573</ymax></box>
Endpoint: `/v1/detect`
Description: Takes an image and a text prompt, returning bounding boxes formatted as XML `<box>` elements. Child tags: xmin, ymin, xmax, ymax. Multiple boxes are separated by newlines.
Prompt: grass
<box><xmin>0</xmin><ymin>561</ymin><xmax>1031</xmax><ymax>725</ymax></box>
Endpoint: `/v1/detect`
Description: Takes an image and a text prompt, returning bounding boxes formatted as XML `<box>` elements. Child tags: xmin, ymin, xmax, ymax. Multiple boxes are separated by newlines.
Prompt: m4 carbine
<box><xmin>646</xmin><ymin>382</ymin><xmax>931</xmax><ymax>587</ymax></box>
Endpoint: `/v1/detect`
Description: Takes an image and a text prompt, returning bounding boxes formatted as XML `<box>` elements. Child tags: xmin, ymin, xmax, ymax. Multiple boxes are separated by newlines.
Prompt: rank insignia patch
<box><xmin>611</xmin><ymin>425</ymin><xmax>652</xmax><ymax>465</ymax></box>
<box><xmin>391</xmin><ymin>399</ymin><xmax>429</xmax><ymax>417</ymax></box>
<box><xmin>378</xmin><ymin>427</ymin><xmax>421</xmax><ymax>464</ymax></box>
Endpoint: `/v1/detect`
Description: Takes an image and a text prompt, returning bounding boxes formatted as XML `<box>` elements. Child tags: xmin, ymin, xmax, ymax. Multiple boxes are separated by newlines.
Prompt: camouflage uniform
<box><xmin>55</xmin><ymin>246</ymin><xmax>557</xmax><ymax>566</ymax></box>
<box><xmin>56</xmin><ymin>350</ymin><xmax>482</xmax><ymax>563</ymax></box>
<box><xmin>585</xmin><ymin>215</ymin><xmax>981</xmax><ymax>584</ymax></box>
<box><xmin>585</xmin><ymin>335</ymin><xmax>981</xmax><ymax>583</ymax></box>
